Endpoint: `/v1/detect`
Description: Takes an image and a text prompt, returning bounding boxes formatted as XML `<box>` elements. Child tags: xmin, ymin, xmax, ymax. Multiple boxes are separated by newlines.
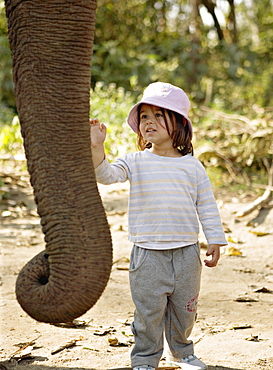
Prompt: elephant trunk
<box><xmin>5</xmin><ymin>0</ymin><xmax>112</xmax><ymax>323</ymax></box>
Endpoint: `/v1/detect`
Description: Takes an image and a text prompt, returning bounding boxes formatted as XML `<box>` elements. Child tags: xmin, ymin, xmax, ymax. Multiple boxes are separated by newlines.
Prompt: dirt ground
<box><xmin>1</xmin><ymin>164</ymin><xmax>273</xmax><ymax>370</ymax></box>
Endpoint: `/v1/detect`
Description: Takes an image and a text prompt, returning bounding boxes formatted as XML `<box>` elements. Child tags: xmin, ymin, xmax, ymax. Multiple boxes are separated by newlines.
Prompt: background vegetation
<box><xmin>0</xmin><ymin>0</ymin><xmax>273</xmax><ymax>196</ymax></box>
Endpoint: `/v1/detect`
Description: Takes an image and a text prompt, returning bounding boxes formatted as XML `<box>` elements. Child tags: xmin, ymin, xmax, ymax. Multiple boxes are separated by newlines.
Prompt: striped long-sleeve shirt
<box><xmin>95</xmin><ymin>149</ymin><xmax>227</xmax><ymax>249</ymax></box>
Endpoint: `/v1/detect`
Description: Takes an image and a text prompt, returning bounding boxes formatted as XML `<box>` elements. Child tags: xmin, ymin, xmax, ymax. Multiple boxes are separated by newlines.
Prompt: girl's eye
<box><xmin>141</xmin><ymin>114</ymin><xmax>148</xmax><ymax>120</ymax></box>
<box><xmin>155</xmin><ymin>113</ymin><xmax>163</xmax><ymax>117</ymax></box>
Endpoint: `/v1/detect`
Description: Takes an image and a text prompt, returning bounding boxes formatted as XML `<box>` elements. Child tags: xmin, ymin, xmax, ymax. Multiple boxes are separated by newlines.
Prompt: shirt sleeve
<box><xmin>95</xmin><ymin>157</ymin><xmax>130</xmax><ymax>185</ymax></box>
<box><xmin>196</xmin><ymin>166</ymin><xmax>227</xmax><ymax>246</ymax></box>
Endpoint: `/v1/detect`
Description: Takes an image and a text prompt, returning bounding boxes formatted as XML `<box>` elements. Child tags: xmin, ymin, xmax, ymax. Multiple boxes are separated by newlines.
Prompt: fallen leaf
<box><xmin>108</xmin><ymin>337</ymin><xmax>133</xmax><ymax>347</ymax></box>
<box><xmin>199</xmin><ymin>242</ymin><xmax>207</xmax><ymax>249</ymax></box>
<box><xmin>233</xmin><ymin>268</ymin><xmax>255</xmax><ymax>274</ymax></box>
<box><xmin>116</xmin><ymin>318</ymin><xmax>131</xmax><ymax>326</ymax></box>
<box><xmin>225</xmin><ymin>246</ymin><xmax>243</xmax><ymax>256</ymax></box>
<box><xmin>245</xmin><ymin>334</ymin><xmax>261</xmax><ymax>342</ymax></box>
<box><xmin>113</xmin><ymin>257</ymin><xmax>130</xmax><ymax>265</ymax></box>
<box><xmin>53</xmin><ymin>320</ymin><xmax>91</xmax><ymax>328</ymax></box>
<box><xmin>93</xmin><ymin>327</ymin><xmax>116</xmax><ymax>336</ymax></box>
<box><xmin>227</xmin><ymin>236</ymin><xmax>243</xmax><ymax>244</ymax></box>
<box><xmin>223</xmin><ymin>225</ymin><xmax>232</xmax><ymax>233</ymax></box>
<box><xmin>82</xmin><ymin>346</ymin><xmax>99</xmax><ymax>352</ymax></box>
<box><xmin>229</xmin><ymin>324</ymin><xmax>252</xmax><ymax>330</ymax></box>
<box><xmin>121</xmin><ymin>331</ymin><xmax>133</xmax><ymax>337</ymax></box>
<box><xmin>108</xmin><ymin>337</ymin><xmax>119</xmax><ymax>346</ymax></box>
<box><xmin>234</xmin><ymin>295</ymin><xmax>258</xmax><ymax>302</ymax></box>
<box><xmin>249</xmin><ymin>230</ymin><xmax>269</xmax><ymax>236</ymax></box>
<box><xmin>253</xmin><ymin>287</ymin><xmax>273</xmax><ymax>293</ymax></box>
<box><xmin>113</xmin><ymin>256</ymin><xmax>130</xmax><ymax>270</ymax></box>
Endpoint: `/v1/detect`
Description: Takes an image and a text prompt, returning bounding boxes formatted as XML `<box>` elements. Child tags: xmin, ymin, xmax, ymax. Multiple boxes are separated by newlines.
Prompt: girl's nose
<box><xmin>146</xmin><ymin>116</ymin><xmax>155</xmax><ymax>124</ymax></box>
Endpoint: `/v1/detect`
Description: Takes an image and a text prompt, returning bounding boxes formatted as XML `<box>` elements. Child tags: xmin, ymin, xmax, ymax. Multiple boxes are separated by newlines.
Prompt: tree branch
<box><xmin>201</xmin><ymin>0</ymin><xmax>224</xmax><ymax>40</ymax></box>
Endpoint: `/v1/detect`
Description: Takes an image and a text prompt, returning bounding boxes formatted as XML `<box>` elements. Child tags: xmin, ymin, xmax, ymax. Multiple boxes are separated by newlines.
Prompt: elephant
<box><xmin>5</xmin><ymin>0</ymin><xmax>113</xmax><ymax>323</ymax></box>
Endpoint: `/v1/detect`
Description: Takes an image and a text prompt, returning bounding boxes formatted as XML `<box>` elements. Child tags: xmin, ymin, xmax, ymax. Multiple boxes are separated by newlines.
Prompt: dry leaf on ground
<box><xmin>234</xmin><ymin>294</ymin><xmax>259</xmax><ymax>302</ymax></box>
<box><xmin>225</xmin><ymin>246</ymin><xmax>243</xmax><ymax>256</ymax></box>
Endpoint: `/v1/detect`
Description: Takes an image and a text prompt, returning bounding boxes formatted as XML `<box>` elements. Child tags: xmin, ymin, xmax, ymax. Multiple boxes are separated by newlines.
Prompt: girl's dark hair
<box><xmin>136</xmin><ymin>104</ymin><xmax>193</xmax><ymax>156</ymax></box>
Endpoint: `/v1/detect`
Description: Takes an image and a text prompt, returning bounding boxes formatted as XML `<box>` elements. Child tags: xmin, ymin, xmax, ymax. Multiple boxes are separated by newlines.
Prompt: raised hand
<box><xmin>90</xmin><ymin>118</ymin><xmax>106</xmax><ymax>168</ymax></box>
<box><xmin>90</xmin><ymin>118</ymin><xmax>107</xmax><ymax>148</ymax></box>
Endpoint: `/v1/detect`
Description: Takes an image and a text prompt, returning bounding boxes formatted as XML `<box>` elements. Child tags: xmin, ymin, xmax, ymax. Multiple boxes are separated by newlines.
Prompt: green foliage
<box><xmin>0</xmin><ymin>115</ymin><xmax>22</xmax><ymax>154</ymax></box>
<box><xmin>92</xmin><ymin>0</ymin><xmax>273</xmax><ymax>110</ymax></box>
<box><xmin>0</xmin><ymin>1</ymin><xmax>15</xmax><ymax>110</ymax></box>
<box><xmin>0</xmin><ymin>83</ymin><xmax>137</xmax><ymax>159</ymax></box>
<box><xmin>0</xmin><ymin>83</ymin><xmax>137</xmax><ymax>160</ymax></box>
<box><xmin>0</xmin><ymin>0</ymin><xmax>272</xmax><ymax>194</ymax></box>
<box><xmin>206</xmin><ymin>166</ymin><xmax>230</xmax><ymax>189</ymax></box>
<box><xmin>0</xmin><ymin>100</ymin><xmax>15</xmax><ymax>125</ymax></box>
<box><xmin>0</xmin><ymin>0</ymin><xmax>17</xmax><ymax>148</ymax></box>
<box><xmin>90</xmin><ymin>83</ymin><xmax>137</xmax><ymax>161</ymax></box>
<box><xmin>194</xmin><ymin>106</ymin><xmax>273</xmax><ymax>188</ymax></box>
<box><xmin>1</xmin><ymin>0</ymin><xmax>273</xmax><ymax>113</ymax></box>
<box><xmin>1</xmin><ymin>0</ymin><xmax>273</xmax><ymax>112</ymax></box>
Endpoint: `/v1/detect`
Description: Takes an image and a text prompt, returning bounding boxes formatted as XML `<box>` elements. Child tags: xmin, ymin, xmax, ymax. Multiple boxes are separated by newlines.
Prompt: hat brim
<box><xmin>127</xmin><ymin>97</ymin><xmax>192</xmax><ymax>135</ymax></box>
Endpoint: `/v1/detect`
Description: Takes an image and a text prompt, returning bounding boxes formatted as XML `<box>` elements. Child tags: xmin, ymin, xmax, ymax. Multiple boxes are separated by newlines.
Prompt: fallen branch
<box><xmin>10</xmin><ymin>336</ymin><xmax>41</xmax><ymax>358</ymax></box>
<box><xmin>51</xmin><ymin>336</ymin><xmax>84</xmax><ymax>355</ymax></box>
<box><xmin>236</xmin><ymin>162</ymin><xmax>273</xmax><ymax>217</ymax></box>
<box><xmin>201</xmin><ymin>106</ymin><xmax>254</xmax><ymax>129</ymax></box>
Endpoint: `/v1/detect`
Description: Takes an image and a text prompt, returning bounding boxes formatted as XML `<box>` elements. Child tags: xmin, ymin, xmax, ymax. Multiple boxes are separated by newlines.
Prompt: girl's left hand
<box><xmin>204</xmin><ymin>244</ymin><xmax>221</xmax><ymax>267</ymax></box>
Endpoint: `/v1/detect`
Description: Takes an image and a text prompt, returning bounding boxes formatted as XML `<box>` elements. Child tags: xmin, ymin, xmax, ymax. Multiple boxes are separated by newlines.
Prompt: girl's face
<box><xmin>139</xmin><ymin>104</ymin><xmax>174</xmax><ymax>149</ymax></box>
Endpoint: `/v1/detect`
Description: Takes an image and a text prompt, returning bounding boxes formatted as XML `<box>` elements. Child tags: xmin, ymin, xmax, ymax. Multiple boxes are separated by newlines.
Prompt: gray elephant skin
<box><xmin>5</xmin><ymin>0</ymin><xmax>113</xmax><ymax>323</ymax></box>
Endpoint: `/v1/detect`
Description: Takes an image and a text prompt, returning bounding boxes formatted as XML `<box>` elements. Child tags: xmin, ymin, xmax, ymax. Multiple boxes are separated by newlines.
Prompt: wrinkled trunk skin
<box><xmin>5</xmin><ymin>0</ymin><xmax>112</xmax><ymax>323</ymax></box>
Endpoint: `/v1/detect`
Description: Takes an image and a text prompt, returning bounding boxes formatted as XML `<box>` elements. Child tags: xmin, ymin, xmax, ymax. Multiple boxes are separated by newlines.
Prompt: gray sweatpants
<box><xmin>129</xmin><ymin>243</ymin><xmax>202</xmax><ymax>368</ymax></box>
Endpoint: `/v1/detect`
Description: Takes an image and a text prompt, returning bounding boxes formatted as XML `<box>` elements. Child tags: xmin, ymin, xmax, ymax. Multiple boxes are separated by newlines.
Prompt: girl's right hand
<box><xmin>90</xmin><ymin>118</ymin><xmax>107</xmax><ymax>148</ymax></box>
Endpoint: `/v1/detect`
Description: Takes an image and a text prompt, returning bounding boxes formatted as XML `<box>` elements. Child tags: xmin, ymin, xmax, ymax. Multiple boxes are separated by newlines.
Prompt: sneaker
<box><xmin>172</xmin><ymin>355</ymin><xmax>207</xmax><ymax>370</ymax></box>
<box><xmin>133</xmin><ymin>367</ymin><xmax>155</xmax><ymax>370</ymax></box>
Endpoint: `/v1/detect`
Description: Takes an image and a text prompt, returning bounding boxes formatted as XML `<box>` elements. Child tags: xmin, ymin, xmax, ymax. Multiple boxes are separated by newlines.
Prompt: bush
<box><xmin>0</xmin><ymin>114</ymin><xmax>22</xmax><ymax>154</ymax></box>
<box><xmin>90</xmin><ymin>82</ymin><xmax>137</xmax><ymax>161</ymax></box>
<box><xmin>0</xmin><ymin>84</ymin><xmax>138</xmax><ymax>160</ymax></box>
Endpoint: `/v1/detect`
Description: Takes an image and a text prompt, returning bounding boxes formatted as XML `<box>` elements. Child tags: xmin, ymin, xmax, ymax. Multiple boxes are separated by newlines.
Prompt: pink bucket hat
<box><xmin>127</xmin><ymin>82</ymin><xmax>192</xmax><ymax>134</ymax></box>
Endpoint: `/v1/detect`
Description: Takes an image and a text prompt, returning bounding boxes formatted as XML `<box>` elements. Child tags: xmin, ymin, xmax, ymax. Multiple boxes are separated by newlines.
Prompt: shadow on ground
<box><xmin>0</xmin><ymin>362</ymin><xmax>246</xmax><ymax>370</ymax></box>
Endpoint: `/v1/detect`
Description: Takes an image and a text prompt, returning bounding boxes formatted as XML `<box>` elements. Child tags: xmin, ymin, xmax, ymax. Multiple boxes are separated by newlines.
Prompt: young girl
<box><xmin>90</xmin><ymin>82</ymin><xmax>227</xmax><ymax>370</ymax></box>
